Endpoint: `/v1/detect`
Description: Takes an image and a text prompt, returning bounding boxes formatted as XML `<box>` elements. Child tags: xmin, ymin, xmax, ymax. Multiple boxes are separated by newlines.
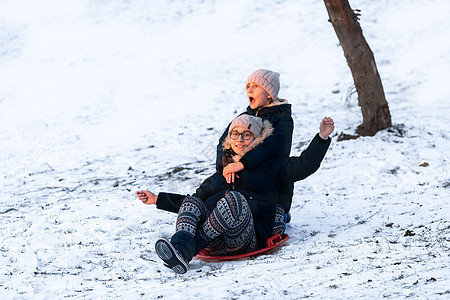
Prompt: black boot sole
<box><xmin>155</xmin><ymin>238</ymin><xmax>188</xmax><ymax>274</ymax></box>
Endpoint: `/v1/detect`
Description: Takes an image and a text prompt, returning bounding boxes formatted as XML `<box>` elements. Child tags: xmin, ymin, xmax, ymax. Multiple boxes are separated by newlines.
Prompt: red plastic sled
<box><xmin>196</xmin><ymin>233</ymin><xmax>290</xmax><ymax>261</ymax></box>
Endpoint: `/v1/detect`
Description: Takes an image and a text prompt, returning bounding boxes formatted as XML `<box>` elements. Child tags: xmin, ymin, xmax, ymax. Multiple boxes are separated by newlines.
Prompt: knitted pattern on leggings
<box><xmin>272</xmin><ymin>204</ymin><xmax>286</xmax><ymax>236</ymax></box>
<box><xmin>199</xmin><ymin>191</ymin><xmax>256</xmax><ymax>253</ymax></box>
<box><xmin>176</xmin><ymin>195</ymin><xmax>208</xmax><ymax>237</ymax></box>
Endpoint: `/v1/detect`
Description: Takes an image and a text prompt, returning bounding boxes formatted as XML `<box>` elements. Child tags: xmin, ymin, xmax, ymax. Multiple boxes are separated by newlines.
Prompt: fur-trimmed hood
<box><xmin>267</xmin><ymin>98</ymin><xmax>288</xmax><ymax>107</ymax></box>
<box><xmin>221</xmin><ymin>119</ymin><xmax>274</xmax><ymax>158</ymax></box>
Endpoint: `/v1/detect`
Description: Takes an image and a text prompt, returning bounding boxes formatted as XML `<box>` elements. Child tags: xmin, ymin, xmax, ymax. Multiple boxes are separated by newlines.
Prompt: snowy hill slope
<box><xmin>0</xmin><ymin>0</ymin><xmax>449</xmax><ymax>298</ymax></box>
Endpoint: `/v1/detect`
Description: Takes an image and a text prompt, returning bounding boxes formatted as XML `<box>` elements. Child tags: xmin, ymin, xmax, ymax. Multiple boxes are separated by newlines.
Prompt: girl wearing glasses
<box><xmin>137</xmin><ymin>114</ymin><xmax>334</xmax><ymax>274</ymax></box>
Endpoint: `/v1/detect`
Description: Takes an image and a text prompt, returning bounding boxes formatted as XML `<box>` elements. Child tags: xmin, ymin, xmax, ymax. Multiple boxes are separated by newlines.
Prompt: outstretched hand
<box><xmin>136</xmin><ymin>190</ymin><xmax>157</xmax><ymax>205</ymax></box>
<box><xmin>319</xmin><ymin>117</ymin><xmax>335</xmax><ymax>140</ymax></box>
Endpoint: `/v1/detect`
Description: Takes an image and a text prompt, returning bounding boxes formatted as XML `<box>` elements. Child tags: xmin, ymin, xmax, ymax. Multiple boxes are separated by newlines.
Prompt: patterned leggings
<box><xmin>272</xmin><ymin>204</ymin><xmax>286</xmax><ymax>236</ymax></box>
<box><xmin>176</xmin><ymin>191</ymin><xmax>257</xmax><ymax>256</ymax></box>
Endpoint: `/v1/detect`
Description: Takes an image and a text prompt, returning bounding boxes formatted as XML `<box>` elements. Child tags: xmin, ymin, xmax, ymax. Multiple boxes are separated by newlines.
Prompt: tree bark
<box><xmin>324</xmin><ymin>0</ymin><xmax>392</xmax><ymax>136</ymax></box>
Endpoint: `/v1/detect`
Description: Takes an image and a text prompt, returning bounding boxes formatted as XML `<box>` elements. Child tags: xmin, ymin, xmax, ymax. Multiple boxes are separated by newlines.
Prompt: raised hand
<box><xmin>319</xmin><ymin>117</ymin><xmax>335</xmax><ymax>140</ymax></box>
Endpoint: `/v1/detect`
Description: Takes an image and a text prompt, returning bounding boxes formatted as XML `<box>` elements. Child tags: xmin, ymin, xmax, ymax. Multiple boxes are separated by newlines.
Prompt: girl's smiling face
<box><xmin>246</xmin><ymin>82</ymin><xmax>270</xmax><ymax>110</ymax></box>
<box><xmin>230</xmin><ymin>126</ymin><xmax>255</xmax><ymax>155</ymax></box>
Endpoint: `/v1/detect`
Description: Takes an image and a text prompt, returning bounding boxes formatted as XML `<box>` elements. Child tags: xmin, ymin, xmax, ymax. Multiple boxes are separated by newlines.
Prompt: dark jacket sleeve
<box><xmin>156</xmin><ymin>192</ymin><xmax>185</xmax><ymax>213</ymax></box>
<box><xmin>280</xmin><ymin>133</ymin><xmax>331</xmax><ymax>183</ymax></box>
<box><xmin>240</xmin><ymin>115</ymin><xmax>293</xmax><ymax>169</ymax></box>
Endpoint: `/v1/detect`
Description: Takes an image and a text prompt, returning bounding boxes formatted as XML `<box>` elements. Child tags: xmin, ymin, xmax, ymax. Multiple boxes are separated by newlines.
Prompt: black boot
<box><xmin>155</xmin><ymin>231</ymin><xmax>195</xmax><ymax>274</ymax></box>
<box><xmin>193</xmin><ymin>231</ymin><xmax>212</xmax><ymax>256</ymax></box>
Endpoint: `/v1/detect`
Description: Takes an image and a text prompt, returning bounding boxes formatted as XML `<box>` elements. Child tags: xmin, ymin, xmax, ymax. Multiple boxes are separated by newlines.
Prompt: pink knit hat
<box><xmin>245</xmin><ymin>69</ymin><xmax>280</xmax><ymax>101</ymax></box>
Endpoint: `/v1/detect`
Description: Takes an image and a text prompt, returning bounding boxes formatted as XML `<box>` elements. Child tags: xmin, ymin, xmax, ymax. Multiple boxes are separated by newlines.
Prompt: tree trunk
<box><xmin>324</xmin><ymin>0</ymin><xmax>392</xmax><ymax>136</ymax></box>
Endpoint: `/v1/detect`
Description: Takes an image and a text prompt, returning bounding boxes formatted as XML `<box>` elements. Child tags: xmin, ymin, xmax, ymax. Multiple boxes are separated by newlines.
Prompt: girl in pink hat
<box><xmin>217</xmin><ymin>69</ymin><xmax>294</xmax><ymax>233</ymax></box>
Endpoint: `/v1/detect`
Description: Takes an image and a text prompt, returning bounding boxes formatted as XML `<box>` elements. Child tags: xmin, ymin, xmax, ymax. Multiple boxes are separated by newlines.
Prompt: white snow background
<box><xmin>0</xmin><ymin>0</ymin><xmax>449</xmax><ymax>298</ymax></box>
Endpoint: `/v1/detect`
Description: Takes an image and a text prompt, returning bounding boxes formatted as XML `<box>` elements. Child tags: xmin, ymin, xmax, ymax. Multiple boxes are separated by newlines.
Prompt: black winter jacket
<box><xmin>157</xmin><ymin>133</ymin><xmax>331</xmax><ymax>249</ymax></box>
<box><xmin>215</xmin><ymin>103</ymin><xmax>295</xmax><ymax>212</ymax></box>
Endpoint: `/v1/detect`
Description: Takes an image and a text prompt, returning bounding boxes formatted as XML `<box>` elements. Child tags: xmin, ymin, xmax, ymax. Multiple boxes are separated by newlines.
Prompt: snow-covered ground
<box><xmin>1</xmin><ymin>0</ymin><xmax>449</xmax><ymax>298</ymax></box>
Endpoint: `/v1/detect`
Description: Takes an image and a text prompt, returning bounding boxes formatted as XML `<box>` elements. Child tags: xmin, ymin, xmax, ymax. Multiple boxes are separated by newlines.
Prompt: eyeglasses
<box><xmin>230</xmin><ymin>130</ymin><xmax>254</xmax><ymax>140</ymax></box>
